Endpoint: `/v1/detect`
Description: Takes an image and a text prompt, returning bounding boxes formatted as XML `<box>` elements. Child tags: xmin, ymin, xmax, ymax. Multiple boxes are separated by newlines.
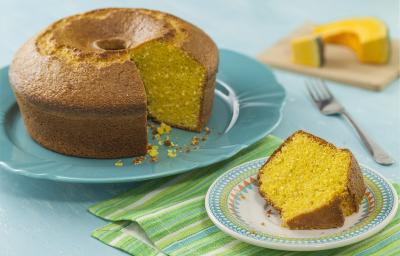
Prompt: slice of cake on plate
<box><xmin>258</xmin><ymin>130</ymin><xmax>366</xmax><ymax>229</ymax></box>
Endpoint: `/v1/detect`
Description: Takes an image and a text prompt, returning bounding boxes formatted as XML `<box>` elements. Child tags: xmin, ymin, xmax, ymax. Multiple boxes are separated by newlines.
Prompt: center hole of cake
<box><xmin>94</xmin><ymin>38</ymin><xmax>128</xmax><ymax>51</ymax></box>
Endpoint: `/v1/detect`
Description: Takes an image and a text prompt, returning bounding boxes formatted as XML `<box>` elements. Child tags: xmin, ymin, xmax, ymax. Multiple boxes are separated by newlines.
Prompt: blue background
<box><xmin>0</xmin><ymin>1</ymin><xmax>398</xmax><ymax>255</ymax></box>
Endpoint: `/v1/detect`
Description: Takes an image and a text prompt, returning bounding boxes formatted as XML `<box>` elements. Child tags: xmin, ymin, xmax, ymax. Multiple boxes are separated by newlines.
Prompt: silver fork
<box><xmin>306</xmin><ymin>79</ymin><xmax>394</xmax><ymax>166</ymax></box>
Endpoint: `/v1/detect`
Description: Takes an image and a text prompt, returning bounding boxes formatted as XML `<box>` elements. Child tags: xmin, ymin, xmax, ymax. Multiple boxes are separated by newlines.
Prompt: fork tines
<box><xmin>306</xmin><ymin>79</ymin><xmax>334</xmax><ymax>102</ymax></box>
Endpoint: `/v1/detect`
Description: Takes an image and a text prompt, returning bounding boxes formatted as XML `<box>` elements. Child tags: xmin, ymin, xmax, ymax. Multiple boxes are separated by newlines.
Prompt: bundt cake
<box><xmin>9</xmin><ymin>8</ymin><xmax>218</xmax><ymax>158</ymax></box>
<box><xmin>258</xmin><ymin>130</ymin><xmax>366</xmax><ymax>229</ymax></box>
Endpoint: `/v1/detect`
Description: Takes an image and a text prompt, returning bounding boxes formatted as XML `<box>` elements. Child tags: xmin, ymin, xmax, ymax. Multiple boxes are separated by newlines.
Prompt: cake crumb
<box><xmin>167</xmin><ymin>149</ymin><xmax>177</xmax><ymax>158</ymax></box>
<box><xmin>114</xmin><ymin>160</ymin><xmax>124</xmax><ymax>167</ymax></box>
<box><xmin>132</xmin><ymin>156</ymin><xmax>145</xmax><ymax>165</ymax></box>
<box><xmin>191</xmin><ymin>136</ymin><xmax>200</xmax><ymax>146</ymax></box>
<box><xmin>144</xmin><ymin>123</ymin><xmax>215</xmax><ymax>161</ymax></box>
<box><xmin>157</xmin><ymin>123</ymin><xmax>171</xmax><ymax>135</ymax></box>
<box><xmin>267</xmin><ymin>209</ymin><xmax>273</xmax><ymax>215</ymax></box>
<box><xmin>164</xmin><ymin>139</ymin><xmax>172</xmax><ymax>147</ymax></box>
<box><xmin>147</xmin><ymin>145</ymin><xmax>159</xmax><ymax>157</ymax></box>
<box><xmin>240</xmin><ymin>195</ymin><xmax>246</xmax><ymax>200</ymax></box>
<box><xmin>261</xmin><ymin>222</ymin><xmax>265</xmax><ymax>226</ymax></box>
<box><xmin>150</xmin><ymin>156</ymin><xmax>158</xmax><ymax>162</ymax></box>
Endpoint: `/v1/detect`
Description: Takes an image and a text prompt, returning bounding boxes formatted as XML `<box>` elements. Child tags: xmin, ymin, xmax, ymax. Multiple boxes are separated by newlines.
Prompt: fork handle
<box><xmin>341</xmin><ymin>111</ymin><xmax>394</xmax><ymax>165</ymax></box>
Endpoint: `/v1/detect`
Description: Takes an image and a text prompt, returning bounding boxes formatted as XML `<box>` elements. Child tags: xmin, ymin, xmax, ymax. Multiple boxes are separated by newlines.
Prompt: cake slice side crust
<box><xmin>344</xmin><ymin>152</ymin><xmax>367</xmax><ymax>213</ymax></box>
<box><xmin>285</xmin><ymin>197</ymin><xmax>345</xmax><ymax>229</ymax></box>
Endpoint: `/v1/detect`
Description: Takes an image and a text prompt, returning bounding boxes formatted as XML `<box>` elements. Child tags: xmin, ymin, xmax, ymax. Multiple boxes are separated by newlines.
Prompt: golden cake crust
<box><xmin>10</xmin><ymin>8</ymin><xmax>218</xmax><ymax>115</ymax></box>
<box><xmin>9</xmin><ymin>8</ymin><xmax>218</xmax><ymax>158</ymax></box>
<box><xmin>257</xmin><ymin>130</ymin><xmax>366</xmax><ymax>229</ymax></box>
<box><xmin>286</xmin><ymin>198</ymin><xmax>344</xmax><ymax>229</ymax></box>
<box><xmin>10</xmin><ymin>36</ymin><xmax>147</xmax><ymax>114</ymax></box>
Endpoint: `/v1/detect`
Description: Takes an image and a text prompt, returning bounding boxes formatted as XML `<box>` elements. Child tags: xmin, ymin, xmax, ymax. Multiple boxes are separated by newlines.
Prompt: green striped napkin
<box><xmin>89</xmin><ymin>135</ymin><xmax>400</xmax><ymax>256</ymax></box>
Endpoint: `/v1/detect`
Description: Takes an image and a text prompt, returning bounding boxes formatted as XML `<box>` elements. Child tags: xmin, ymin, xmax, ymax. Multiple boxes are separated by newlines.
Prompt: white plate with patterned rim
<box><xmin>205</xmin><ymin>157</ymin><xmax>398</xmax><ymax>251</ymax></box>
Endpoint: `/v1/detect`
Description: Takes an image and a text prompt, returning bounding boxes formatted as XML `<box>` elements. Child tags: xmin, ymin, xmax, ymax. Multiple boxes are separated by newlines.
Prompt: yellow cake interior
<box><xmin>131</xmin><ymin>40</ymin><xmax>206</xmax><ymax>130</ymax></box>
<box><xmin>259</xmin><ymin>132</ymin><xmax>354</xmax><ymax>225</ymax></box>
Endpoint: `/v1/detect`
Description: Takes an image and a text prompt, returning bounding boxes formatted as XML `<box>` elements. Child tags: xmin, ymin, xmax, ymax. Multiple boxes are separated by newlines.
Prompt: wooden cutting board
<box><xmin>258</xmin><ymin>24</ymin><xmax>400</xmax><ymax>91</ymax></box>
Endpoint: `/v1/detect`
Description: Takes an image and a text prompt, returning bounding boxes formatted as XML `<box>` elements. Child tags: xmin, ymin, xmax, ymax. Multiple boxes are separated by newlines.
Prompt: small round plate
<box><xmin>0</xmin><ymin>49</ymin><xmax>285</xmax><ymax>183</ymax></box>
<box><xmin>205</xmin><ymin>158</ymin><xmax>398</xmax><ymax>251</ymax></box>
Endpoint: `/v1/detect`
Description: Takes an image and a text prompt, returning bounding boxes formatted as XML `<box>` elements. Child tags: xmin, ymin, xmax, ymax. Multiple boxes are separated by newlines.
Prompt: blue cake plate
<box><xmin>0</xmin><ymin>49</ymin><xmax>286</xmax><ymax>183</ymax></box>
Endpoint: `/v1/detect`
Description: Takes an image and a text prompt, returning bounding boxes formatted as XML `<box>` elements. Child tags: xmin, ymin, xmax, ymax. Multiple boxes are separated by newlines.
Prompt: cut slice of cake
<box><xmin>258</xmin><ymin>130</ymin><xmax>366</xmax><ymax>229</ymax></box>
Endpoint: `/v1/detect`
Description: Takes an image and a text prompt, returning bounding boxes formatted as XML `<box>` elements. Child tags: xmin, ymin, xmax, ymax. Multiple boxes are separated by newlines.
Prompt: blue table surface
<box><xmin>0</xmin><ymin>1</ymin><xmax>399</xmax><ymax>255</ymax></box>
